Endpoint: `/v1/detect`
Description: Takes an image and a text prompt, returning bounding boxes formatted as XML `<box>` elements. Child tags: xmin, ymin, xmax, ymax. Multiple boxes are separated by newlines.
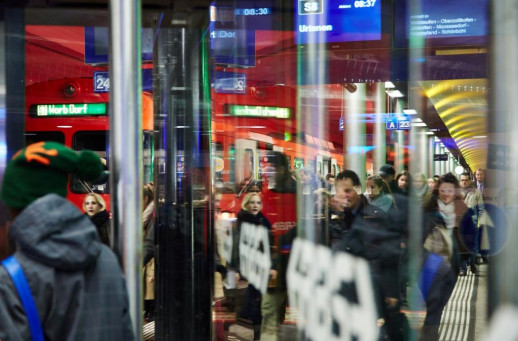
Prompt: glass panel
<box><xmin>210</xmin><ymin>0</ymin><xmax>493</xmax><ymax>340</ymax></box>
<box><xmin>24</xmin><ymin>131</ymin><xmax>65</xmax><ymax>145</ymax></box>
<box><xmin>4</xmin><ymin>0</ymin><xmax>515</xmax><ymax>340</ymax></box>
<box><xmin>70</xmin><ymin>131</ymin><xmax>109</xmax><ymax>195</ymax></box>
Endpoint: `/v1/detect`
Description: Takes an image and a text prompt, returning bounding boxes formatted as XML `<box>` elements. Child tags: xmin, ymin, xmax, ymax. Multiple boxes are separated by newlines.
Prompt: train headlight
<box><xmin>62</xmin><ymin>82</ymin><xmax>79</xmax><ymax>98</ymax></box>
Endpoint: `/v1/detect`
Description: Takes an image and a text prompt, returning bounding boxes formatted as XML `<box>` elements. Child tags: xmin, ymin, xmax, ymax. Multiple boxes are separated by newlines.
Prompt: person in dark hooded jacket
<box><xmin>0</xmin><ymin>141</ymin><xmax>135</xmax><ymax>341</ymax></box>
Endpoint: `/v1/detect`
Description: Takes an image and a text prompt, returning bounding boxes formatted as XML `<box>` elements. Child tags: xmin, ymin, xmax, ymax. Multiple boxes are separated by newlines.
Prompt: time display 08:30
<box><xmin>234</xmin><ymin>8</ymin><xmax>271</xmax><ymax>16</ymax></box>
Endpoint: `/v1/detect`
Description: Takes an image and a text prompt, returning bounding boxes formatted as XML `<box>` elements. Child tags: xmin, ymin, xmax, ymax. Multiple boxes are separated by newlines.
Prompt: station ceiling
<box><xmin>420</xmin><ymin>79</ymin><xmax>488</xmax><ymax>172</ymax></box>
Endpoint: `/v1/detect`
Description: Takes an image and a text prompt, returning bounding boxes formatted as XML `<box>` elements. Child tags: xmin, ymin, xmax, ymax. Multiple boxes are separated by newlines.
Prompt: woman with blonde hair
<box><xmin>83</xmin><ymin>193</ymin><xmax>110</xmax><ymax>246</ymax></box>
<box><xmin>236</xmin><ymin>192</ymin><xmax>272</xmax><ymax>340</ymax></box>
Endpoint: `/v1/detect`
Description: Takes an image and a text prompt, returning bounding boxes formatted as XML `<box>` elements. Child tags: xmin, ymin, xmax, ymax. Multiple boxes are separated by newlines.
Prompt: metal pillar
<box><xmin>374</xmin><ymin>82</ymin><xmax>387</xmax><ymax>172</ymax></box>
<box><xmin>4</xmin><ymin>3</ymin><xmax>24</xmax><ymax>160</ymax></box>
<box><xmin>344</xmin><ymin>83</ymin><xmax>367</xmax><ymax>186</ymax></box>
<box><xmin>418</xmin><ymin>129</ymin><xmax>428</xmax><ymax>175</ymax></box>
<box><xmin>154</xmin><ymin>25</ymin><xmax>212</xmax><ymax>340</ymax></box>
<box><xmin>434</xmin><ymin>141</ymin><xmax>440</xmax><ymax>176</ymax></box>
<box><xmin>488</xmin><ymin>0</ymin><xmax>518</xmax><ymax>315</ymax></box>
<box><xmin>109</xmin><ymin>0</ymin><xmax>143</xmax><ymax>337</ymax></box>
<box><xmin>428</xmin><ymin>136</ymin><xmax>435</xmax><ymax>177</ymax></box>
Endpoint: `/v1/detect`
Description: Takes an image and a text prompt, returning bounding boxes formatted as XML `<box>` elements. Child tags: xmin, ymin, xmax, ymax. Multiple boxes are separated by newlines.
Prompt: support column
<box><xmin>428</xmin><ymin>135</ymin><xmax>435</xmax><ymax>177</ymax></box>
<box><xmin>374</xmin><ymin>82</ymin><xmax>386</xmax><ymax>173</ymax></box>
<box><xmin>344</xmin><ymin>83</ymin><xmax>367</xmax><ymax>187</ymax></box>
<box><xmin>109</xmin><ymin>0</ymin><xmax>143</xmax><ymax>337</ymax></box>
<box><xmin>418</xmin><ymin>128</ymin><xmax>428</xmax><ymax>175</ymax></box>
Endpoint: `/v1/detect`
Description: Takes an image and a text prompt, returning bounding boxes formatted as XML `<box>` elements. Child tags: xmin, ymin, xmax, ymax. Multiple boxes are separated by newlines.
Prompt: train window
<box><xmin>294</xmin><ymin>158</ymin><xmax>304</xmax><ymax>169</ymax></box>
<box><xmin>244</xmin><ymin>148</ymin><xmax>254</xmax><ymax>180</ymax></box>
<box><xmin>72</xmin><ymin>131</ymin><xmax>108</xmax><ymax>153</ymax></box>
<box><xmin>24</xmin><ymin>131</ymin><xmax>65</xmax><ymax>145</ymax></box>
<box><xmin>317</xmin><ymin>161</ymin><xmax>322</xmax><ymax>175</ymax></box>
<box><xmin>70</xmin><ymin>131</ymin><xmax>109</xmax><ymax>194</ymax></box>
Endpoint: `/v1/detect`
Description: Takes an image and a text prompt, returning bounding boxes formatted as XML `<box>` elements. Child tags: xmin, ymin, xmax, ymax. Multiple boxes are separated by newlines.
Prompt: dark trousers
<box><xmin>421</xmin><ymin>263</ymin><xmax>457</xmax><ymax>341</ymax></box>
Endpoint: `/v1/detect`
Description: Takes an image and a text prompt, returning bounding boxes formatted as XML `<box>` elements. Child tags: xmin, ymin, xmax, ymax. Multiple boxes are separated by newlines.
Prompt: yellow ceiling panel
<box><xmin>420</xmin><ymin>79</ymin><xmax>488</xmax><ymax>172</ymax></box>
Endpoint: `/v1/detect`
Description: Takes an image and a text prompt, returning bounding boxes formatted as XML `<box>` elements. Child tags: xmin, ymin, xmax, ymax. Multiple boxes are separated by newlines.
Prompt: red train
<box><xmin>211</xmin><ymin>83</ymin><xmax>344</xmax><ymax>237</ymax></box>
<box><xmin>25</xmin><ymin>77</ymin><xmax>154</xmax><ymax>210</ymax></box>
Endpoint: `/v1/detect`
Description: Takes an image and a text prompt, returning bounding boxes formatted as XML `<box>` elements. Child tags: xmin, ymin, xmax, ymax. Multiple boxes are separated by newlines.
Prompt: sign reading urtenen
<box><xmin>287</xmin><ymin>238</ymin><xmax>378</xmax><ymax>341</ymax></box>
<box><xmin>239</xmin><ymin>222</ymin><xmax>271</xmax><ymax>294</ymax></box>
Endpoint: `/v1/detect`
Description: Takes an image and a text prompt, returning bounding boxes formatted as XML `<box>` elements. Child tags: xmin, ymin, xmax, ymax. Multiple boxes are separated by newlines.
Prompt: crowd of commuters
<box><xmin>215</xmin><ymin>150</ymin><xmax>488</xmax><ymax>341</ymax></box>
<box><xmin>0</xmin><ymin>142</ymin><xmax>488</xmax><ymax>341</ymax></box>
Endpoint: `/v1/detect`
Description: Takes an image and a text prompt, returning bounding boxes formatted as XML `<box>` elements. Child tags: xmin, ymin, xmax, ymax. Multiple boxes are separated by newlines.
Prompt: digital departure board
<box><xmin>229</xmin><ymin>105</ymin><xmax>290</xmax><ymax>119</ymax></box>
<box><xmin>395</xmin><ymin>0</ymin><xmax>488</xmax><ymax>47</ymax></box>
<box><xmin>295</xmin><ymin>0</ymin><xmax>382</xmax><ymax>44</ymax></box>
<box><xmin>30</xmin><ymin>103</ymin><xmax>107</xmax><ymax>117</ymax></box>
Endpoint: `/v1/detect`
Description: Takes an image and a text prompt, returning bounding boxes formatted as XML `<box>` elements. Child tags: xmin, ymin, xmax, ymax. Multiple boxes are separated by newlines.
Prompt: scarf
<box><xmin>438</xmin><ymin>199</ymin><xmax>456</xmax><ymax>233</ymax></box>
<box><xmin>367</xmin><ymin>193</ymin><xmax>393</xmax><ymax>212</ymax></box>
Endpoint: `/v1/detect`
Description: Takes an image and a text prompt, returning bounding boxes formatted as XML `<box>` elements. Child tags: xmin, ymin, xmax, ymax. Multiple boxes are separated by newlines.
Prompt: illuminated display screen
<box><xmin>30</xmin><ymin>103</ymin><xmax>107</xmax><ymax>117</ymax></box>
<box><xmin>234</xmin><ymin>8</ymin><xmax>271</xmax><ymax>16</ymax></box>
<box><xmin>295</xmin><ymin>0</ymin><xmax>381</xmax><ymax>44</ymax></box>
<box><xmin>407</xmin><ymin>0</ymin><xmax>487</xmax><ymax>39</ymax></box>
<box><xmin>395</xmin><ymin>0</ymin><xmax>488</xmax><ymax>47</ymax></box>
<box><xmin>210</xmin><ymin>1</ymin><xmax>274</xmax><ymax>67</ymax></box>
<box><xmin>229</xmin><ymin>105</ymin><xmax>290</xmax><ymax>119</ymax></box>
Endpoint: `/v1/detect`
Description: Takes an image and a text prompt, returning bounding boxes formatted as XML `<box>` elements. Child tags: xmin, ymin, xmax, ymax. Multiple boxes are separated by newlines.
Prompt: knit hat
<box><xmin>1</xmin><ymin>141</ymin><xmax>103</xmax><ymax>209</ymax></box>
<box><xmin>379</xmin><ymin>164</ymin><xmax>395</xmax><ymax>177</ymax></box>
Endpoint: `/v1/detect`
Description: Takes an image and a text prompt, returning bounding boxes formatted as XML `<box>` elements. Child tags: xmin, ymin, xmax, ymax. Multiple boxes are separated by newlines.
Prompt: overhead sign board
<box><xmin>434</xmin><ymin>153</ymin><xmax>448</xmax><ymax>161</ymax></box>
<box><xmin>386</xmin><ymin>115</ymin><xmax>411</xmax><ymax>130</ymax></box>
<box><xmin>30</xmin><ymin>103</ymin><xmax>107</xmax><ymax>117</ymax></box>
<box><xmin>386</xmin><ymin>118</ymin><xmax>398</xmax><ymax>130</ymax></box>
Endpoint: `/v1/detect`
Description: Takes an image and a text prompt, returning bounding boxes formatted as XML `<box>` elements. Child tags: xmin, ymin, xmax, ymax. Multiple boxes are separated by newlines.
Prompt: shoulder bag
<box><xmin>1</xmin><ymin>256</ymin><xmax>44</xmax><ymax>341</ymax></box>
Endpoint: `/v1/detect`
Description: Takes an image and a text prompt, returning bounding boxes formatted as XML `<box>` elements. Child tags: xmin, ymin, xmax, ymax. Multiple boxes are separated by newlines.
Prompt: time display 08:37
<box><xmin>354</xmin><ymin>0</ymin><xmax>376</xmax><ymax>8</ymax></box>
<box><xmin>234</xmin><ymin>8</ymin><xmax>271</xmax><ymax>16</ymax></box>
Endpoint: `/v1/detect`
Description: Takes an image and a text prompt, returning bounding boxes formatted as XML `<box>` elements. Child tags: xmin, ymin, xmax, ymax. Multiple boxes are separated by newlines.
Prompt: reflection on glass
<box><xmin>211</xmin><ymin>0</ymin><xmax>490</xmax><ymax>340</ymax></box>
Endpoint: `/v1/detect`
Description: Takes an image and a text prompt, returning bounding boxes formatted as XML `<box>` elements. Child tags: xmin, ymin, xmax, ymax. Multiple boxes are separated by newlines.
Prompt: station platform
<box><xmin>210</xmin><ymin>264</ymin><xmax>489</xmax><ymax>341</ymax></box>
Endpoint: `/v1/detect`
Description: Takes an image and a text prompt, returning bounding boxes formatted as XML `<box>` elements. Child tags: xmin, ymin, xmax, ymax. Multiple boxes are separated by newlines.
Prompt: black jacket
<box><xmin>334</xmin><ymin>195</ymin><xmax>403</xmax><ymax>265</ymax></box>
<box><xmin>88</xmin><ymin>210</ymin><xmax>111</xmax><ymax>246</ymax></box>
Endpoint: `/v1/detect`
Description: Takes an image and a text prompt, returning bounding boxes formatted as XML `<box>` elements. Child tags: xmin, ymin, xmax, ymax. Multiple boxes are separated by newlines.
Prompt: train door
<box><xmin>316</xmin><ymin>154</ymin><xmax>331</xmax><ymax>177</ymax></box>
<box><xmin>315</xmin><ymin>154</ymin><xmax>323</xmax><ymax>175</ymax></box>
<box><xmin>235</xmin><ymin>138</ymin><xmax>258</xmax><ymax>185</ymax></box>
<box><xmin>331</xmin><ymin>158</ymin><xmax>338</xmax><ymax>175</ymax></box>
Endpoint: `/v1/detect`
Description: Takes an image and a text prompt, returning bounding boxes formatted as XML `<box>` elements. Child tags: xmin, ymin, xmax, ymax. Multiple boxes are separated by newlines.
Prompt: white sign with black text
<box><xmin>239</xmin><ymin>222</ymin><xmax>272</xmax><ymax>294</ymax></box>
<box><xmin>287</xmin><ymin>238</ymin><xmax>378</xmax><ymax>341</ymax></box>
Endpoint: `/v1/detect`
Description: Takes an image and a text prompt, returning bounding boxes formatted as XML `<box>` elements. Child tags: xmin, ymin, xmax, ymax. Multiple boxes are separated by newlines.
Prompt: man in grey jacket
<box><xmin>0</xmin><ymin>142</ymin><xmax>135</xmax><ymax>340</ymax></box>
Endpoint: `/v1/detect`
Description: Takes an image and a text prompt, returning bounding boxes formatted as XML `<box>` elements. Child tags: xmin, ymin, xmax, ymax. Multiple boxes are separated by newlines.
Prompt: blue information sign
<box><xmin>214</xmin><ymin>72</ymin><xmax>247</xmax><ymax>94</ymax></box>
<box><xmin>93</xmin><ymin>71</ymin><xmax>110</xmax><ymax>93</ymax></box>
<box><xmin>93</xmin><ymin>70</ymin><xmax>153</xmax><ymax>93</ymax></box>
<box><xmin>398</xmin><ymin>116</ymin><xmax>411</xmax><ymax>130</ymax></box>
<box><xmin>386</xmin><ymin>118</ymin><xmax>398</xmax><ymax>130</ymax></box>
